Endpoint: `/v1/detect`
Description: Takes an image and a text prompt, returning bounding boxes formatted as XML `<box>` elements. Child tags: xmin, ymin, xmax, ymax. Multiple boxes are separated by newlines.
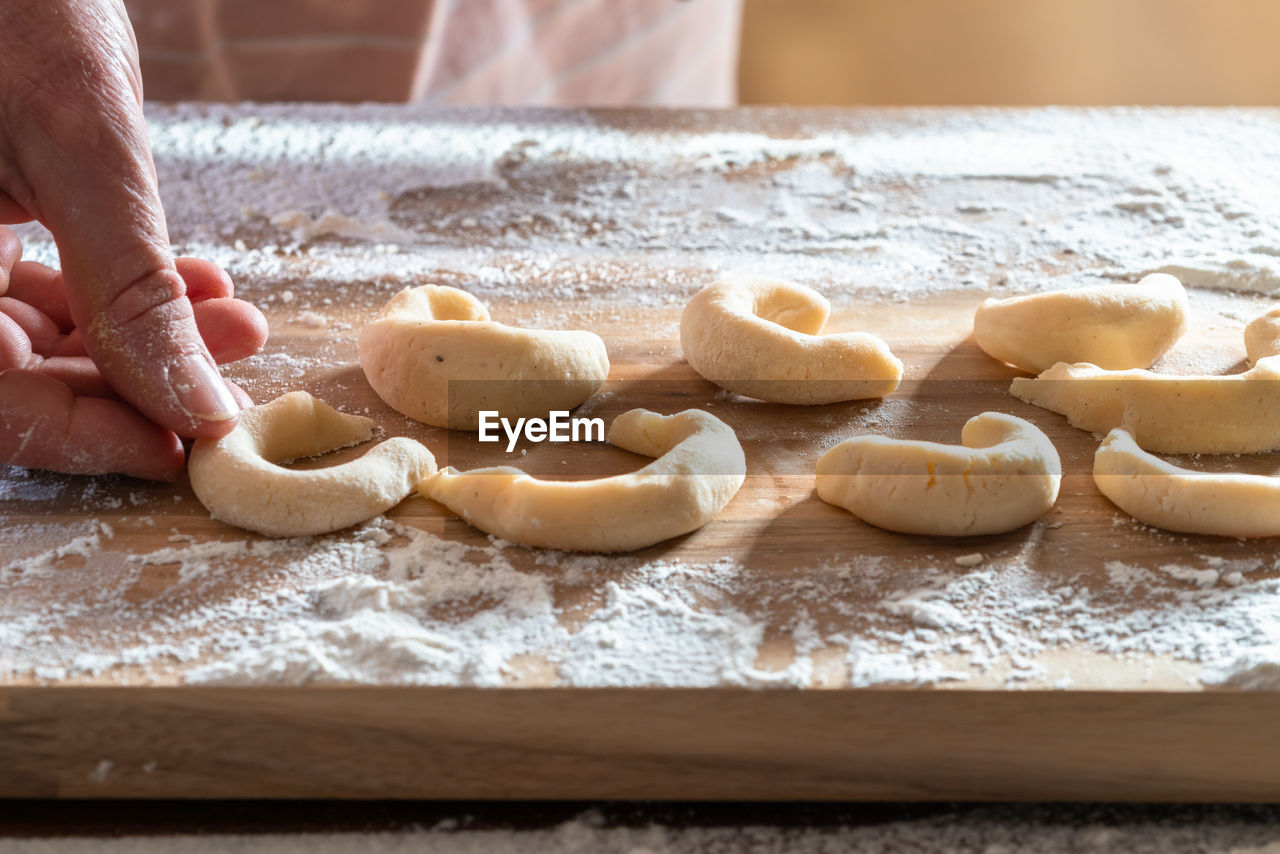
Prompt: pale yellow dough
<box><xmin>815</xmin><ymin>412</ymin><xmax>1061</xmax><ymax>536</ymax></box>
<box><xmin>680</xmin><ymin>275</ymin><xmax>902</xmax><ymax>404</ymax></box>
<box><xmin>1094</xmin><ymin>427</ymin><xmax>1280</xmax><ymax>537</ymax></box>
<box><xmin>974</xmin><ymin>273</ymin><xmax>1188</xmax><ymax>373</ymax></box>
<box><xmin>359</xmin><ymin>285</ymin><xmax>610</xmax><ymax>430</ymax></box>
<box><xmin>422</xmin><ymin>408</ymin><xmax>746</xmax><ymax>552</ymax></box>
<box><xmin>1011</xmin><ymin>308</ymin><xmax>1280</xmax><ymax>454</ymax></box>
<box><xmin>188</xmin><ymin>391</ymin><xmax>436</xmax><ymax>537</ymax></box>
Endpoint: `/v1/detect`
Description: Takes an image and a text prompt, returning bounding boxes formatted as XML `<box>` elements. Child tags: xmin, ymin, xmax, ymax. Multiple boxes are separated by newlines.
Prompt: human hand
<box><xmin>0</xmin><ymin>0</ymin><xmax>244</xmax><ymax>444</ymax></box>
<box><xmin>0</xmin><ymin>227</ymin><xmax>268</xmax><ymax>480</ymax></box>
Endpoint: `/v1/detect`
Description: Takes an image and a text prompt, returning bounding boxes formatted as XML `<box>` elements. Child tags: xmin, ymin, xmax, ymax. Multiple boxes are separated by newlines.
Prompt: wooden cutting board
<box><xmin>3</xmin><ymin>105</ymin><xmax>1280</xmax><ymax>800</ymax></box>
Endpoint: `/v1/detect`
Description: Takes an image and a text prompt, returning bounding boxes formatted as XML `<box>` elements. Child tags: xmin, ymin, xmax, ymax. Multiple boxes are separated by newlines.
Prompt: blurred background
<box><xmin>739</xmin><ymin>0</ymin><xmax>1280</xmax><ymax>105</ymax></box>
<box><xmin>127</xmin><ymin>0</ymin><xmax>1280</xmax><ymax>105</ymax></box>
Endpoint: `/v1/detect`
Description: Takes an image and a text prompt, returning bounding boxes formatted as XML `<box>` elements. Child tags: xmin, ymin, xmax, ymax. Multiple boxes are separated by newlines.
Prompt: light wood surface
<box><xmin>3</xmin><ymin>106</ymin><xmax>1280</xmax><ymax>800</ymax></box>
<box><xmin>4</xmin><ymin>290</ymin><xmax>1276</xmax><ymax>799</ymax></box>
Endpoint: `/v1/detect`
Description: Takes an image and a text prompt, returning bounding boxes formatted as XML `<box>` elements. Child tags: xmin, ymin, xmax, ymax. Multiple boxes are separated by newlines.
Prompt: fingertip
<box><xmin>0</xmin><ymin>226</ymin><xmax>22</xmax><ymax>295</ymax></box>
<box><xmin>0</xmin><ymin>309</ymin><xmax>34</xmax><ymax>370</ymax></box>
<box><xmin>76</xmin><ymin>266</ymin><xmax>240</xmax><ymax>439</ymax></box>
<box><xmin>0</xmin><ymin>295</ymin><xmax>63</xmax><ymax>354</ymax></box>
<box><xmin>11</xmin><ymin>262</ymin><xmax>72</xmax><ymax>330</ymax></box>
<box><xmin>192</xmin><ymin>297</ymin><xmax>269</xmax><ymax>364</ymax></box>
<box><xmin>177</xmin><ymin>378</ymin><xmax>253</xmax><ymax>439</ymax></box>
<box><xmin>184</xmin><ymin>411</ymin><xmax>239</xmax><ymax>441</ymax></box>
<box><xmin>226</xmin><ymin>379</ymin><xmax>254</xmax><ymax>410</ymax></box>
<box><xmin>176</xmin><ymin>257</ymin><xmax>235</xmax><ymax>301</ymax></box>
<box><xmin>167</xmin><ymin>351</ymin><xmax>242</xmax><ymax>439</ymax></box>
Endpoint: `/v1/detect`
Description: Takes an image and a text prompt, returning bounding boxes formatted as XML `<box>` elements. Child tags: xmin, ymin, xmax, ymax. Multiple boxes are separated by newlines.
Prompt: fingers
<box><xmin>4</xmin><ymin>3</ymin><xmax>238</xmax><ymax>439</ymax></box>
<box><xmin>0</xmin><ymin>370</ymin><xmax>184</xmax><ymax>481</ymax></box>
<box><xmin>20</xmin><ymin>296</ymin><xmax>267</xmax><ymax>366</ymax></box>
<box><xmin>30</xmin><ymin>357</ymin><xmax>118</xmax><ymax>398</ymax></box>
<box><xmin>9</xmin><ymin>256</ymin><xmax>249</xmax><ymax>338</ymax></box>
<box><xmin>2</xmin><ymin>288</ymin><xmax>265</xmax><ymax>404</ymax></box>
<box><xmin>0</xmin><ymin>296</ymin><xmax>64</xmax><ymax>354</ymax></box>
<box><xmin>226</xmin><ymin>379</ymin><xmax>255</xmax><ymax>410</ymax></box>
<box><xmin>3</xmin><ymin>271</ymin><xmax>264</xmax><ymax>403</ymax></box>
<box><xmin>192</xmin><ymin>298</ymin><xmax>269</xmax><ymax>365</ymax></box>
<box><xmin>64</xmin><ymin>235</ymin><xmax>241</xmax><ymax>442</ymax></box>
<box><xmin>49</xmin><ymin>298</ymin><xmax>266</xmax><ymax>365</ymax></box>
<box><xmin>17</xmin><ymin>255</ymin><xmax>256</xmax><ymax>425</ymax></box>
<box><xmin>0</xmin><ymin>227</ymin><xmax>20</xmax><ymax>294</ymax></box>
<box><xmin>0</xmin><ymin>310</ymin><xmax>35</xmax><ymax>371</ymax></box>
<box><xmin>1</xmin><ymin>309</ymin><xmax>112</xmax><ymax>396</ymax></box>
<box><xmin>175</xmin><ymin>257</ymin><xmax>235</xmax><ymax>301</ymax></box>
<box><xmin>6</xmin><ymin>261</ymin><xmax>71</xmax><ymax>330</ymax></box>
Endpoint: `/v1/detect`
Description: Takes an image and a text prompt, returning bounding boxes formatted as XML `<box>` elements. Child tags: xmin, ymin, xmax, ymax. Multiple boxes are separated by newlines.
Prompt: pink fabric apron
<box><xmin>125</xmin><ymin>0</ymin><xmax>742</xmax><ymax>105</ymax></box>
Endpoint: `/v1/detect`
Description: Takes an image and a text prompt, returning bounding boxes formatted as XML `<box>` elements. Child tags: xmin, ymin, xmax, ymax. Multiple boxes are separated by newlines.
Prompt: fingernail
<box><xmin>169</xmin><ymin>354</ymin><xmax>237</xmax><ymax>422</ymax></box>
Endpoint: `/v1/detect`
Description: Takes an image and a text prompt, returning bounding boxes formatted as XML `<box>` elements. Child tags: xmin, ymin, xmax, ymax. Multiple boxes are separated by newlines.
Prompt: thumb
<box><xmin>5</xmin><ymin>4</ymin><xmax>239</xmax><ymax>439</ymax></box>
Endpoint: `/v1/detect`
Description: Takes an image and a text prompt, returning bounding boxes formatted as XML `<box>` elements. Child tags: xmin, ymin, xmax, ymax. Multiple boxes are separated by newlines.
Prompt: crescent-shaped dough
<box><xmin>974</xmin><ymin>273</ymin><xmax>1188</xmax><ymax>373</ymax></box>
<box><xmin>1094</xmin><ymin>427</ymin><xmax>1280</xmax><ymax>537</ymax></box>
<box><xmin>422</xmin><ymin>408</ymin><xmax>746</xmax><ymax>552</ymax></box>
<box><xmin>1011</xmin><ymin>308</ymin><xmax>1280</xmax><ymax>454</ymax></box>
<box><xmin>189</xmin><ymin>391</ymin><xmax>436</xmax><ymax>537</ymax></box>
<box><xmin>680</xmin><ymin>275</ymin><xmax>902</xmax><ymax>404</ymax></box>
<box><xmin>815</xmin><ymin>411</ymin><xmax>1061</xmax><ymax>536</ymax></box>
<box><xmin>359</xmin><ymin>285</ymin><xmax>610</xmax><ymax>430</ymax></box>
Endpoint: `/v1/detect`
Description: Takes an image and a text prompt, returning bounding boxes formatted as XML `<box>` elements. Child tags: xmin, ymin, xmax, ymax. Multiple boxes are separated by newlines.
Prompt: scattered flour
<box><xmin>2</xmin><ymin>510</ymin><xmax>1279</xmax><ymax>689</ymax></box>
<box><xmin>2</xmin><ymin>521</ymin><xmax>114</xmax><ymax>578</ymax></box>
<box><xmin>1150</xmin><ymin>255</ymin><xmax>1280</xmax><ymax>296</ymax></box>
<box><xmin>13</xmin><ymin>105</ymin><xmax>1280</xmax><ymax>311</ymax></box>
<box><xmin>86</xmin><ymin>760</ymin><xmax>113</xmax><ymax>784</ymax></box>
<box><xmin>7</xmin><ymin>806</ymin><xmax>1280</xmax><ymax>852</ymax></box>
<box><xmin>180</xmin><ymin>524</ymin><xmax>801</xmax><ymax>688</ymax></box>
<box><xmin>1202</xmin><ymin>645</ymin><xmax>1280</xmax><ymax>690</ymax></box>
<box><xmin>7</xmin><ymin>106</ymin><xmax>1280</xmax><ymax>690</ymax></box>
<box><xmin>269</xmin><ymin>209</ymin><xmax>417</xmax><ymax>245</ymax></box>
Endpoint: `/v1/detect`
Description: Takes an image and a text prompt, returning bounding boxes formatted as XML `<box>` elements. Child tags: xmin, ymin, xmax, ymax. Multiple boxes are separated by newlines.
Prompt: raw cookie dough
<box><xmin>423</xmin><ymin>408</ymin><xmax>745</xmax><ymax>552</ymax></box>
<box><xmin>1011</xmin><ymin>308</ymin><xmax>1280</xmax><ymax>454</ymax></box>
<box><xmin>1094</xmin><ymin>427</ymin><xmax>1280</xmax><ymax>537</ymax></box>
<box><xmin>189</xmin><ymin>391</ymin><xmax>436</xmax><ymax>537</ymax></box>
<box><xmin>815</xmin><ymin>411</ymin><xmax>1061</xmax><ymax>536</ymax></box>
<box><xmin>359</xmin><ymin>285</ymin><xmax>610</xmax><ymax>430</ymax></box>
<box><xmin>974</xmin><ymin>273</ymin><xmax>1188</xmax><ymax>373</ymax></box>
<box><xmin>680</xmin><ymin>274</ymin><xmax>902</xmax><ymax>404</ymax></box>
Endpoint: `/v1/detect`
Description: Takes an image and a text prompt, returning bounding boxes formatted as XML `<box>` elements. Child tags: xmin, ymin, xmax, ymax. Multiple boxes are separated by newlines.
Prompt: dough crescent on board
<box><xmin>1011</xmin><ymin>308</ymin><xmax>1280</xmax><ymax>454</ymax></box>
<box><xmin>974</xmin><ymin>273</ymin><xmax>1188</xmax><ymax>373</ymax></box>
<box><xmin>359</xmin><ymin>285</ymin><xmax>609</xmax><ymax>430</ymax></box>
<box><xmin>1094</xmin><ymin>427</ymin><xmax>1280</xmax><ymax>537</ymax></box>
<box><xmin>423</xmin><ymin>408</ymin><xmax>745</xmax><ymax>552</ymax></box>
<box><xmin>815</xmin><ymin>411</ymin><xmax>1061</xmax><ymax>536</ymax></box>
<box><xmin>189</xmin><ymin>391</ymin><xmax>435</xmax><ymax>537</ymax></box>
<box><xmin>680</xmin><ymin>274</ymin><xmax>902</xmax><ymax>404</ymax></box>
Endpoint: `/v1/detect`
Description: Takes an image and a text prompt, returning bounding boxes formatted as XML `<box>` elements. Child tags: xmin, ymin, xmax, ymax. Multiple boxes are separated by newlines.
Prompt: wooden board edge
<box><xmin>1</xmin><ymin>686</ymin><xmax>1276</xmax><ymax>801</ymax></box>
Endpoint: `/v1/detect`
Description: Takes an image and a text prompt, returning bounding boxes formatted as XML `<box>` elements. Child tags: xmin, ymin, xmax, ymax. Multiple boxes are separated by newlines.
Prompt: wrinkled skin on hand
<box><xmin>0</xmin><ymin>1</ymin><xmax>268</xmax><ymax>480</ymax></box>
<box><xmin>0</xmin><ymin>228</ymin><xmax>267</xmax><ymax>480</ymax></box>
